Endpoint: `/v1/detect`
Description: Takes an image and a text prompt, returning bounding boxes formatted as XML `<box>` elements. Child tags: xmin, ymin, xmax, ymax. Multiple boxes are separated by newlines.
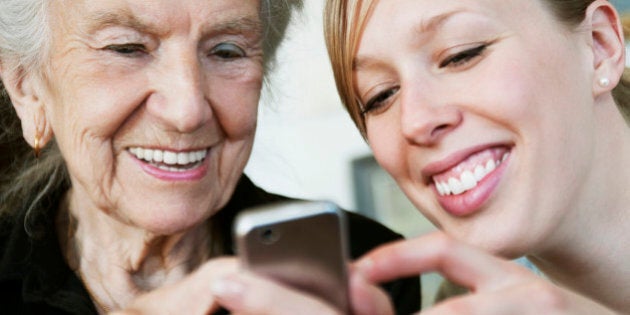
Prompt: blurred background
<box><xmin>245</xmin><ymin>0</ymin><xmax>630</xmax><ymax>308</ymax></box>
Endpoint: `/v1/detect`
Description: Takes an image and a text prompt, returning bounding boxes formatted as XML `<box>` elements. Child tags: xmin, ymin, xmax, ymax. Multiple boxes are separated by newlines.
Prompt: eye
<box><xmin>210</xmin><ymin>42</ymin><xmax>246</xmax><ymax>59</ymax></box>
<box><xmin>362</xmin><ymin>86</ymin><xmax>400</xmax><ymax>115</ymax></box>
<box><xmin>104</xmin><ymin>43</ymin><xmax>147</xmax><ymax>56</ymax></box>
<box><xmin>439</xmin><ymin>44</ymin><xmax>488</xmax><ymax>68</ymax></box>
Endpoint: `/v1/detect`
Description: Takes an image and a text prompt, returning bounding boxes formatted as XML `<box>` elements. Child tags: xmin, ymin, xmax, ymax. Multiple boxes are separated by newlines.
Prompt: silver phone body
<box><xmin>234</xmin><ymin>200</ymin><xmax>350</xmax><ymax>313</ymax></box>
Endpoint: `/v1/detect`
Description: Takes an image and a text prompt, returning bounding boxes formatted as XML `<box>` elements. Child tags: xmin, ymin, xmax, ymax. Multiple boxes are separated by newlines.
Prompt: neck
<box><xmin>56</xmin><ymin>189</ymin><xmax>213</xmax><ymax>313</ymax></box>
<box><xmin>529</xmin><ymin>99</ymin><xmax>630</xmax><ymax>312</ymax></box>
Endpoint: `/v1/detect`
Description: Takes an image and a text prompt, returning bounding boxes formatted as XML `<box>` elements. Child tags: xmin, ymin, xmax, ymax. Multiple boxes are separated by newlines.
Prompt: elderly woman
<box><xmin>0</xmin><ymin>0</ymin><xmax>419</xmax><ymax>314</ymax></box>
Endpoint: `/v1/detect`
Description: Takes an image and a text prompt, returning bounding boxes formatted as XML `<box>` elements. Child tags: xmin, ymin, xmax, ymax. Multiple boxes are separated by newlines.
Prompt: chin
<box><xmin>447</xmin><ymin>223</ymin><xmax>533</xmax><ymax>260</ymax></box>
<box><xmin>126</xmin><ymin>205</ymin><xmax>213</xmax><ymax>235</ymax></box>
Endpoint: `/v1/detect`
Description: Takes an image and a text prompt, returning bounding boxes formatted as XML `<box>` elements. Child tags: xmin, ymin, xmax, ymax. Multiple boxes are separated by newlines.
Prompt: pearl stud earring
<box><xmin>599</xmin><ymin>77</ymin><xmax>610</xmax><ymax>87</ymax></box>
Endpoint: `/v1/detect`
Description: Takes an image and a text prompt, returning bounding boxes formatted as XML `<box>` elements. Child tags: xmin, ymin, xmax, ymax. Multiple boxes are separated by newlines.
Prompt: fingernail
<box><xmin>211</xmin><ymin>275</ymin><xmax>244</xmax><ymax>299</ymax></box>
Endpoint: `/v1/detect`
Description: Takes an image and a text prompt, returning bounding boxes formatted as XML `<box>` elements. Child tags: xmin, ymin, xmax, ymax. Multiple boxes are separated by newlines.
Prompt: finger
<box><xmin>422</xmin><ymin>290</ymin><xmax>527</xmax><ymax>315</ymax></box>
<box><xmin>421</xmin><ymin>280</ymin><xmax>568</xmax><ymax>315</ymax></box>
<box><xmin>349</xmin><ymin>273</ymin><xmax>395</xmax><ymax>315</ymax></box>
<box><xmin>419</xmin><ymin>278</ymin><xmax>615</xmax><ymax>315</ymax></box>
<box><xmin>354</xmin><ymin>231</ymin><xmax>530</xmax><ymax>292</ymax></box>
<box><xmin>211</xmin><ymin>271</ymin><xmax>342</xmax><ymax>315</ymax></box>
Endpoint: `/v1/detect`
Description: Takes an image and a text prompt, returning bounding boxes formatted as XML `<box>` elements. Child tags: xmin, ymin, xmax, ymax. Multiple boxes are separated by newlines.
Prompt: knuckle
<box><xmin>431</xmin><ymin>233</ymin><xmax>462</xmax><ymax>263</ymax></box>
<box><xmin>524</xmin><ymin>281</ymin><xmax>569</xmax><ymax>311</ymax></box>
<box><xmin>433</xmin><ymin>233</ymin><xmax>459</xmax><ymax>254</ymax></box>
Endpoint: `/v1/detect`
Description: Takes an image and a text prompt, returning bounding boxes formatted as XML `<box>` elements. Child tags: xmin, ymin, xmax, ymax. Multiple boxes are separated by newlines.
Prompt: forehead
<box><xmin>51</xmin><ymin>0</ymin><xmax>262</xmax><ymax>37</ymax></box>
<box><xmin>364</xmin><ymin>0</ymin><xmax>543</xmax><ymax>32</ymax></box>
<box><xmin>355</xmin><ymin>0</ymin><xmax>551</xmax><ymax>60</ymax></box>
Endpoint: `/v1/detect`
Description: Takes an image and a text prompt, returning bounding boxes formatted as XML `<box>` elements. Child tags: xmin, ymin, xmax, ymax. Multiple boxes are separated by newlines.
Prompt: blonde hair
<box><xmin>324</xmin><ymin>0</ymin><xmax>374</xmax><ymax>137</ymax></box>
<box><xmin>324</xmin><ymin>0</ymin><xmax>630</xmax><ymax>136</ymax></box>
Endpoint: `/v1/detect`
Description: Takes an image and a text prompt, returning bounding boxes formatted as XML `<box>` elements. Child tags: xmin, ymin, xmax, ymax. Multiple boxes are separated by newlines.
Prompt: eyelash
<box><xmin>439</xmin><ymin>44</ymin><xmax>488</xmax><ymax>68</ymax></box>
<box><xmin>361</xmin><ymin>44</ymin><xmax>489</xmax><ymax>115</ymax></box>
<box><xmin>104</xmin><ymin>43</ymin><xmax>147</xmax><ymax>56</ymax></box>
<box><xmin>103</xmin><ymin>42</ymin><xmax>247</xmax><ymax>60</ymax></box>
<box><xmin>209</xmin><ymin>42</ymin><xmax>246</xmax><ymax>60</ymax></box>
<box><xmin>362</xmin><ymin>86</ymin><xmax>400</xmax><ymax>115</ymax></box>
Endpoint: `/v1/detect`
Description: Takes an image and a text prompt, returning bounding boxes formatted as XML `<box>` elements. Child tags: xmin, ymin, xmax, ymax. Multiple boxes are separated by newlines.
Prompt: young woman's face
<box><xmin>41</xmin><ymin>0</ymin><xmax>263</xmax><ymax>234</ymax></box>
<box><xmin>355</xmin><ymin>0</ymin><xmax>598</xmax><ymax>256</ymax></box>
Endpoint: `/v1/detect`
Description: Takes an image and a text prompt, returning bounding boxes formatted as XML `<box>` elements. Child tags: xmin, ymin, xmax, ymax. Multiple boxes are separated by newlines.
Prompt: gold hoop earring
<box><xmin>34</xmin><ymin>134</ymin><xmax>41</xmax><ymax>159</ymax></box>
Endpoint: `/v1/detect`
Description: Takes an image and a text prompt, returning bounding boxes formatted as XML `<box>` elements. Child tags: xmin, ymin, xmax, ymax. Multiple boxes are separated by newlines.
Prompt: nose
<box><xmin>400</xmin><ymin>84</ymin><xmax>462</xmax><ymax>146</ymax></box>
<box><xmin>147</xmin><ymin>48</ymin><xmax>211</xmax><ymax>133</ymax></box>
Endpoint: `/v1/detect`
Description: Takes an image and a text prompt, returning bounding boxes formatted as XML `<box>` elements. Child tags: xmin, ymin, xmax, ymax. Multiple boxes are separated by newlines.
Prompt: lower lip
<box><xmin>434</xmin><ymin>156</ymin><xmax>509</xmax><ymax>217</ymax></box>
<box><xmin>134</xmin><ymin>155</ymin><xmax>209</xmax><ymax>181</ymax></box>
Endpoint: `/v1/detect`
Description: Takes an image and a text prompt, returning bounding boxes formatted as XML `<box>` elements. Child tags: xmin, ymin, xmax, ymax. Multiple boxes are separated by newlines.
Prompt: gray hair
<box><xmin>0</xmin><ymin>0</ymin><xmax>303</xmax><ymax>236</ymax></box>
<box><xmin>0</xmin><ymin>0</ymin><xmax>49</xmax><ymax>77</ymax></box>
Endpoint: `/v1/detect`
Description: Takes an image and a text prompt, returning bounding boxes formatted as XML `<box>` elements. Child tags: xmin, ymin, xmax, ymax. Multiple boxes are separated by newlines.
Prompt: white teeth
<box><xmin>486</xmin><ymin>159</ymin><xmax>496</xmax><ymax>173</ymax></box>
<box><xmin>177</xmin><ymin>152</ymin><xmax>189</xmax><ymax>165</ymax></box>
<box><xmin>448</xmin><ymin>177</ymin><xmax>464</xmax><ymax>195</ymax></box>
<box><xmin>163</xmin><ymin>151</ymin><xmax>177</xmax><ymax>164</ymax></box>
<box><xmin>434</xmin><ymin>152</ymin><xmax>509</xmax><ymax>196</ymax></box>
<box><xmin>144</xmin><ymin>149</ymin><xmax>154</xmax><ymax>162</ymax></box>
<box><xmin>473</xmin><ymin>165</ymin><xmax>486</xmax><ymax>181</ymax></box>
<box><xmin>436</xmin><ymin>182</ymin><xmax>445</xmax><ymax>195</ymax></box>
<box><xmin>441</xmin><ymin>181</ymin><xmax>451</xmax><ymax>195</ymax></box>
<box><xmin>153</xmin><ymin>150</ymin><xmax>163</xmax><ymax>163</ymax></box>
<box><xmin>460</xmin><ymin>171</ymin><xmax>476</xmax><ymax>191</ymax></box>
<box><xmin>128</xmin><ymin>147</ymin><xmax>208</xmax><ymax>167</ymax></box>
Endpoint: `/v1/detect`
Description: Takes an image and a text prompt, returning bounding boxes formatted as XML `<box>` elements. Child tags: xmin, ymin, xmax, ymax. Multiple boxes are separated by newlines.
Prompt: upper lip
<box><xmin>127</xmin><ymin>146</ymin><xmax>210</xmax><ymax>152</ymax></box>
<box><xmin>420</xmin><ymin>142</ymin><xmax>512</xmax><ymax>181</ymax></box>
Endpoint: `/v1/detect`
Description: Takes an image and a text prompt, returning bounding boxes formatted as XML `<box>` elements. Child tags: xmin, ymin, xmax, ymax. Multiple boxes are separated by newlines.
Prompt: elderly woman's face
<box><xmin>41</xmin><ymin>0</ymin><xmax>262</xmax><ymax>233</ymax></box>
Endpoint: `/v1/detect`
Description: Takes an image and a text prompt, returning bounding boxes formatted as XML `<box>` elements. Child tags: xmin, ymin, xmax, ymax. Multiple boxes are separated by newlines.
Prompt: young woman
<box><xmin>322</xmin><ymin>0</ymin><xmax>630</xmax><ymax>313</ymax></box>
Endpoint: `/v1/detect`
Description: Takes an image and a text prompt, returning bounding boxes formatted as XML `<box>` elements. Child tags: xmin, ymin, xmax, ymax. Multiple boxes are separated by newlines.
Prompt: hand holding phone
<box><xmin>233</xmin><ymin>200</ymin><xmax>350</xmax><ymax>313</ymax></box>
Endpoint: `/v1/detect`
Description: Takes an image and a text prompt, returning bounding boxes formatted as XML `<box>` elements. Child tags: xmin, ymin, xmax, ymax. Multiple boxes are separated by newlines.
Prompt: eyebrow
<box><xmin>353</xmin><ymin>9</ymin><xmax>463</xmax><ymax>71</ymax></box>
<box><xmin>207</xmin><ymin>17</ymin><xmax>263</xmax><ymax>38</ymax></box>
<box><xmin>82</xmin><ymin>9</ymin><xmax>154</xmax><ymax>35</ymax></box>
<box><xmin>82</xmin><ymin>9</ymin><xmax>263</xmax><ymax>38</ymax></box>
<box><xmin>415</xmin><ymin>10</ymin><xmax>464</xmax><ymax>36</ymax></box>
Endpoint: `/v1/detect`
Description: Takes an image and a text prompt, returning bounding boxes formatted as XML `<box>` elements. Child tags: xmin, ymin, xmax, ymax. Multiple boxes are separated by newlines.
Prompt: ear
<box><xmin>1</xmin><ymin>65</ymin><xmax>54</xmax><ymax>149</ymax></box>
<box><xmin>585</xmin><ymin>0</ymin><xmax>626</xmax><ymax>96</ymax></box>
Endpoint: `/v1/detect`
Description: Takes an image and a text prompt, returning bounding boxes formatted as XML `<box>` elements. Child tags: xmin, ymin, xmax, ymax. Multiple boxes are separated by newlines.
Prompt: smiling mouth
<box><xmin>128</xmin><ymin>147</ymin><xmax>208</xmax><ymax>172</ymax></box>
<box><xmin>432</xmin><ymin>147</ymin><xmax>510</xmax><ymax>196</ymax></box>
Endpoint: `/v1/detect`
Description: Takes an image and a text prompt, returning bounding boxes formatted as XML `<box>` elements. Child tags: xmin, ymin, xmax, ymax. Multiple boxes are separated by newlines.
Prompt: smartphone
<box><xmin>234</xmin><ymin>200</ymin><xmax>350</xmax><ymax>313</ymax></box>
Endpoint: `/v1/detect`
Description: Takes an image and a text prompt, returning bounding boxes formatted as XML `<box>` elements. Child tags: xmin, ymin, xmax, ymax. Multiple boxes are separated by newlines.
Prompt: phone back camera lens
<box><xmin>259</xmin><ymin>228</ymin><xmax>280</xmax><ymax>245</ymax></box>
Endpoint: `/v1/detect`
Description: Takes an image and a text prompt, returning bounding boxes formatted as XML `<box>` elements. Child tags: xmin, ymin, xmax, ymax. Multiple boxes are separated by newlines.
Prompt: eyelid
<box><xmin>102</xmin><ymin>43</ymin><xmax>149</xmax><ymax>57</ymax></box>
<box><xmin>104</xmin><ymin>43</ymin><xmax>146</xmax><ymax>50</ymax></box>
<box><xmin>361</xmin><ymin>85</ymin><xmax>399</xmax><ymax>115</ymax></box>
<box><xmin>210</xmin><ymin>42</ymin><xmax>246</xmax><ymax>56</ymax></box>
<box><xmin>439</xmin><ymin>41</ymin><xmax>491</xmax><ymax>68</ymax></box>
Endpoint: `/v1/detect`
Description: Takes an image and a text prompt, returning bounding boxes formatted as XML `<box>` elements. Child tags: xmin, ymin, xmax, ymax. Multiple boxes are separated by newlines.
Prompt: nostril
<box><xmin>431</xmin><ymin>124</ymin><xmax>451</xmax><ymax>138</ymax></box>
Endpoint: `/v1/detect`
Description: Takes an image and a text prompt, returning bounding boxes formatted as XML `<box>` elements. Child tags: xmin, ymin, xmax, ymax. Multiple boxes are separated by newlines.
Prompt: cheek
<box><xmin>47</xmin><ymin>58</ymin><xmax>147</xmax><ymax>143</ymax></box>
<box><xmin>366</xmin><ymin>117</ymin><xmax>407</xmax><ymax>177</ymax></box>
<box><xmin>210</xmin><ymin>70</ymin><xmax>262</xmax><ymax>139</ymax></box>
